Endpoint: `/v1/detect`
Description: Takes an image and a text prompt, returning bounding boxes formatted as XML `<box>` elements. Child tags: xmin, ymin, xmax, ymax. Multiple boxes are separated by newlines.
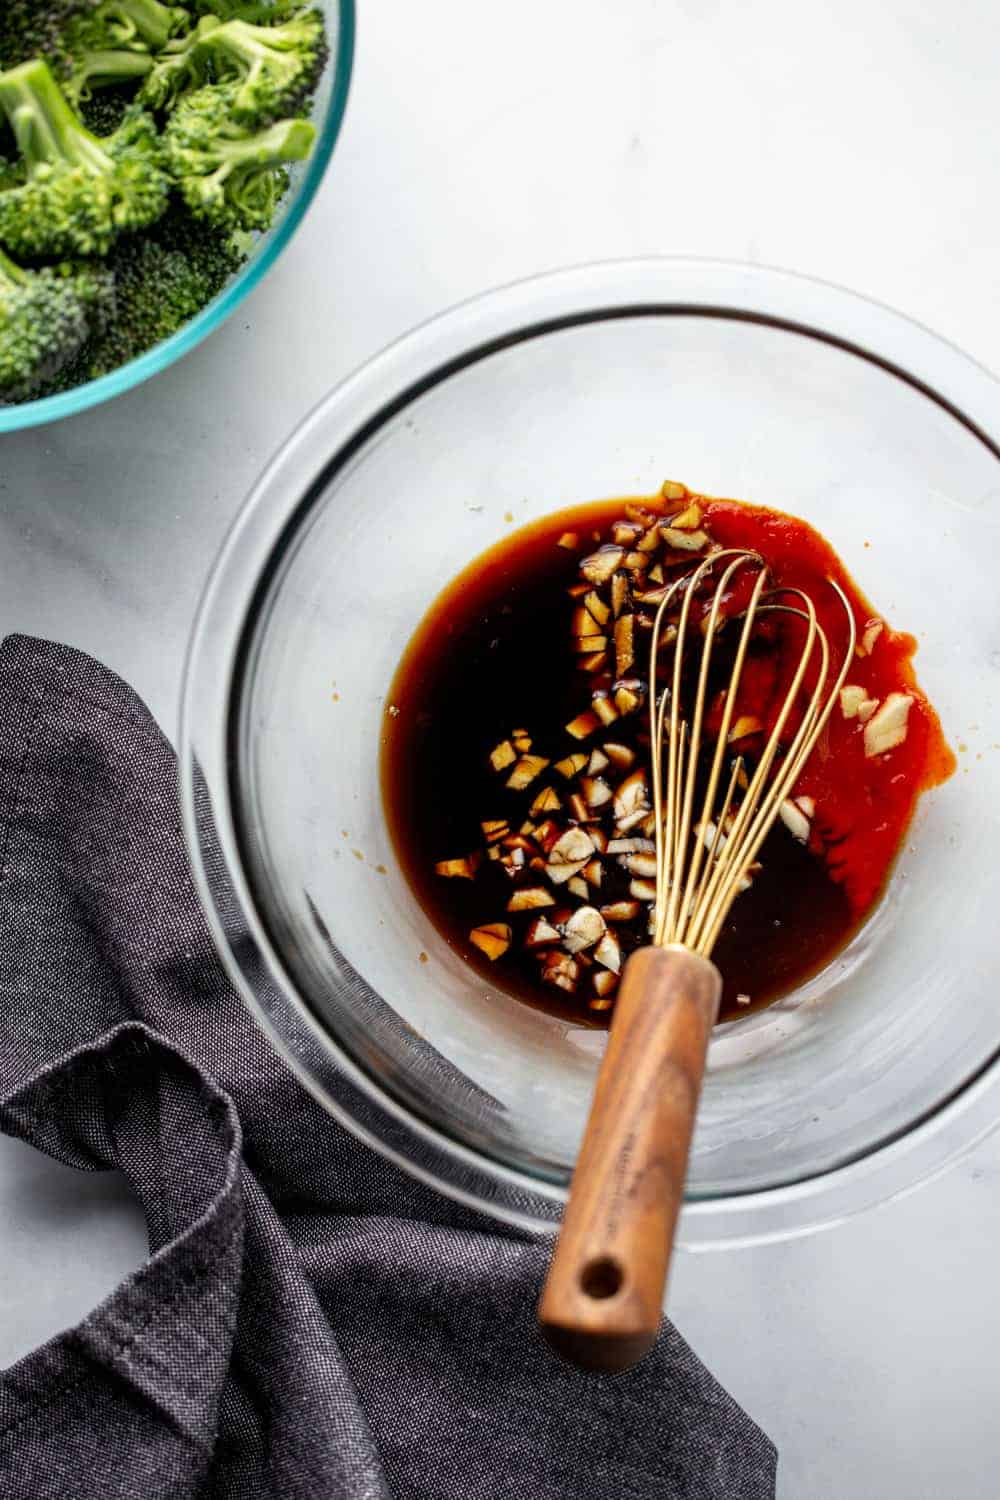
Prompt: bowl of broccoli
<box><xmin>0</xmin><ymin>0</ymin><xmax>354</xmax><ymax>431</ymax></box>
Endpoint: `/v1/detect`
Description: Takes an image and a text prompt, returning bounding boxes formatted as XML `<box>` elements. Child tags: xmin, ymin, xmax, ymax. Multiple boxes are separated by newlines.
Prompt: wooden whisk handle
<box><xmin>537</xmin><ymin>945</ymin><xmax>722</xmax><ymax>1373</ymax></box>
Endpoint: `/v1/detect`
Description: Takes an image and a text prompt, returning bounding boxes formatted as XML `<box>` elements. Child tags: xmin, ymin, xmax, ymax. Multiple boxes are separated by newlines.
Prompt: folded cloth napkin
<box><xmin>0</xmin><ymin>635</ymin><xmax>777</xmax><ymax>1500</ymax></box>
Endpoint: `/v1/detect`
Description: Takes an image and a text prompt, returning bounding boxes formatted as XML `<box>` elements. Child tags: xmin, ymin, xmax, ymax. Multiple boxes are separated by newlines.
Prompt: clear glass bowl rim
<box><xmin>0</xmin><ymin>0</ymin><xmax>356</xmax><ymax>435</ymax></box>
<box><xmin>179</xmin><ymin>256</ymin><xmax>1000</xmax><ymax>1248</ymax></box>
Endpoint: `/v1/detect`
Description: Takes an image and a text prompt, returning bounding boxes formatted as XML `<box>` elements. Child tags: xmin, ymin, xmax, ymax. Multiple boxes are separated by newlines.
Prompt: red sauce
<box><xmin>381</xmin><ymin>489</ymin><xmax>953</xmax><ymax>1025</ymax></box>
<box><xmin>701</xmin><ymin>497</ymin><xmax>955</xmax><ymax>917</ymax></box>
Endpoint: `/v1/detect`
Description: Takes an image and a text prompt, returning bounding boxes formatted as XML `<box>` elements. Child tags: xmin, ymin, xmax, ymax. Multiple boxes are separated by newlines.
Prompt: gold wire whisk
<box><xmin>648</xmin><ymin>550</ymin><xmax>856</xmax><ymax>956</ymax></box>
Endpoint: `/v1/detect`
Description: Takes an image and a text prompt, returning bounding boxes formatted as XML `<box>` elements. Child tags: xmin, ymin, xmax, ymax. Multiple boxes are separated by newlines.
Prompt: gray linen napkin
<box><xmin>0</xmin><ymin>634</ymin><xmax>777</xmax><ymax>1499</ymax></box>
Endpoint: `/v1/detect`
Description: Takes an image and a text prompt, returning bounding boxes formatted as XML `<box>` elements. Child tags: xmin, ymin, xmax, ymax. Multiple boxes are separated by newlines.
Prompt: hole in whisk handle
<box><xmin>580</xmin><ymin>1256</ymin><xmax>624</xmax><ymax>1300</ymax></box>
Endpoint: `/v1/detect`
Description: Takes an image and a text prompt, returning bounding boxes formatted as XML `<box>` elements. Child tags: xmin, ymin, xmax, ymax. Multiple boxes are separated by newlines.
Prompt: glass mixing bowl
<box><xmin>0</xmin><ymin>0</ymin><xmax>354</xmax><ymax>436</ymax></box>
<box><xmin>181</xmin><ymin>259</ymin><xmax>1000</xmax><ymax>1249</ymax></box>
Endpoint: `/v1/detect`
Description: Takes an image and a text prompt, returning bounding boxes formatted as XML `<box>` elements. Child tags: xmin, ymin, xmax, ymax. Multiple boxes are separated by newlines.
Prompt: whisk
<box><xmin>538</xmin><ymin>548</ymin><xmax>855</xmax><ymax>1372</ymax></box>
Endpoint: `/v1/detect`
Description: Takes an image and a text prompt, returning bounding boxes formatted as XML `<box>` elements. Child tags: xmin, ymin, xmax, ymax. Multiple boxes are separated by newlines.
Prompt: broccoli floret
<box><xmin>141</xmin><ymin>8</ymin><xmax>326</xmax><ymax>124</ymax></box>
<box><xmin>0</xmin><ymin>0</ymin><xmax>189</xmax><ymax>67</ymax></box>
<box><xmin>163</xmin><ymin>84</ymin><xmax>313</xmax><ymax>230</ymax></box>
<box><xmin>0</xmin><ymin>244</ymin><xmax>114</xmax><ymax>401</ymax></box>
<box><xmin>73</xmin><ymin>0</ymin><xmax>191</xmax><ymax>54</ymax></box>
<box><xmin>39</xmin><ymin>202</ymin><xmax>244</xmax><ymax>391</ymax></box>
<box><xmin>67</xmin><ymin>48</ymin><xmax>156</xmax><ymax>104</ymax></box>
<box><xmin>0</xmin><ymin>57</ymin><xmax>169</xmax><ymax>259</ymax></box>
<box><xmin>134</xmin><ymin>16</ymin><xmax>223</xmax><ymax>113</ymax></box>
<box><xmin>63</xmin><ymin>0</ymin><xmax>192</xmax><ymax>103</ymax></box>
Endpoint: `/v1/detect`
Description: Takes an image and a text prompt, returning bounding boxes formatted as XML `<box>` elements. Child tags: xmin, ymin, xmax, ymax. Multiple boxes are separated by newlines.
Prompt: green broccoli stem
<box><xmin>70</xmin><ymin>49</ymin><xmax>154</xmax><ymax>100</ymax></box>
<box><xmin>0</xmin><ymin>59</ymin><xmax>114</xmax><ymax>178</ymax></box>
<box><xmin>208</xmin><ymin>117</ymin><xmax>314</xmax><ymax>182</ymax></box>
<box><xmin>0</xmin><ymin>246</ymin><xmax>27</xmax><ymax>289</ymax></box>
<box><xmin>198</xmin><ymin>17</ymin><xmax>310</xmax><ymax>75</ymax></box>
<box><xmin>99</xmin><ymin>0</ymin><xmax>188</xmax><ymax>51</ymax></box>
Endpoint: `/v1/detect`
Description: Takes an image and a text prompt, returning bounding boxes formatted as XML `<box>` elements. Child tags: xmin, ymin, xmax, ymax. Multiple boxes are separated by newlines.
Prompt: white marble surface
<box><xmin>2</xmin><ymin>2</ymin><xmax>999</xmax><ymax>1493</ymax></box>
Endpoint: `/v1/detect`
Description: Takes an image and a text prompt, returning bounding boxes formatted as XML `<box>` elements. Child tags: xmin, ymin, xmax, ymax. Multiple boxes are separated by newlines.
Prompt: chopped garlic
<box><xmin>580</xmin><ymin>546</ymin><xmax>624</xmax><ymax>584</ymax></box>
<box><xmin>613</xmin><ymin>769</ymin><xmax>649</xmax><ymax>831</ymax></box>
<box><xmin>567</xmin><ymin>791</ymin><xmax>589</xmax><ymax>823</ymax></box>
<box><xmin>572</xmin><ymin>634</ymin><xmax>608</xmax><ymax>653</ymax></box>
<box><xmin>507</xmin><ymin>886</ymin><xmax>555</xmax><ymax>912</ymax></box>
<box><xmin>694</xmin><ymin>820</ymin><xmax>727</xmax><ymax>856</ymax></box>
<box><xmin>614</xmin><ymin>614</ymin><xmax>635</xmax><ymax>677</ymax></box>
<box><xmin>562</xmin><ymin>905</ymin><xmax>606</xmax><ymax>954</ymax></box>
<box><xmin>584</xmin><ymin>590</ymin><xmax>611</xmax><ymax>626</ymax></box>
<box><xmin>524</xmin><ymin>916</ymin><xmax>560</xmax><ymax>948</ymax></box>
<box><xmin>728</xmin><ymin>714</ymin><xmax>762</xmax><ymax>742</ymax></box>
<box><xmin>839</xmin><ymin>685</ymin><xmax>866</xmax><ymax>720</ymax></box>
<box><xmin>661</xmin><ymin>526</ymin><xmax>709</xmax><ymax>551</ymax></box>
<box><xmin>856</xmin><ymin>620</ymin><xmax>884</xmax><ymax>658</ymax></box>
<box><xmin>546</xmin><ymin>827</ymin><xmax>595</xmax><ymax>884</ymax></box>
<box><xmin>489</xmin><ymin>739</ymin><xmax>516</xmax><ymax>772</ymax></box>
<box><xmin>469</xmin><ymin>923</ymin><xmax>511</xmax><ymax>961</ymax></box>
<box><xmin>668</xmin><ymin>503</ymin><xmax>703</xmax><ymax>531</ymax></box>
<box><xmin>541</xmin><ymin>952</ymin><xmax>580</xmax><ymax>993</ymax></box>
<box><xmin>566</xmin><ymin>710</ymin><xmax>601</xmax><ymax>740</ymax></box>
<box><xmin>581</xmin><ymin>776</ymin><xmax>613</xmax><ymax>809</ymax></box>
<box><xmin>613</xmin><ymin>680</ymin><xmax>643</xmax><ymax>716</ymax></box>
<box><xmin>779</xmin><ymin>799</ymin><xmax>811</xmax><ymax>843</ymax></box>
<box><xmin>857</xmin><ymin>697</ymin><xmax>879</xmax><ymax>724</ymax></box>
<box><xmin>610</xmin><ymin>572</ymin><xmax>630</xmax><ymax>619</ymax></box>
<box><xmin>578</xmin><ymin>649</ymin><xmax>608</xmax><ymax>674</ymax></box>
<box><xmin>555</xmin><ymin>752</ymin><xmax>588</xmax><ymax>779</ymax></box>
<box><xmin>600</xmin><ymin>900</ymin><xmax>641</xmax><ymax>923</ymax></box>
<box><xmin>549</xmin><ymin>827</ymin><xmax>595</xmax><ymax>863</ymax></box>
<box><xmin>594</xmin><ymin>930</ymin><xmax>622</xmax><ymax>973</ymax></box>
<box><xmin>506</xmin><ymin>753</ymin><xmax>549</xmax><ymax>790</ymax></box>
<box><xmin>571</xmin><ymin>605</ymin><xmax>605</xmax><ymax>639</ymax></box>
<box><xmin>530</xmin><ymin>786</ymin><xmax>561</xmax><ymax>816</ymax></box>
<box><xmin>864</xmin><ymin>692</ymin><xmax>912</xmax><ymax>757</ymax></box>
<box><xmin>591</xmin><ymin>692</ymin><xmax>619</xmax><ymax>727</ymax></box>
<box><xmin>435</xmin><ymin>855</ymin><xmax>479</xmax><ymax>879</ymax></box>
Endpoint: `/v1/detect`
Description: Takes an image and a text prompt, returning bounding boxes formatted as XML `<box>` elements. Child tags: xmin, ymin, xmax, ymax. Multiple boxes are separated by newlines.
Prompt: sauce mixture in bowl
<box><xmin>382</xmin><ymin>482</ymin><xmax>953</xmax><ymax>1025</ymax></box>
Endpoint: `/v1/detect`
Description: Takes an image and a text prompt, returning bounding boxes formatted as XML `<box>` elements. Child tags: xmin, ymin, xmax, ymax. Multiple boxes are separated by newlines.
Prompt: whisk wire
<box><xmin>683</xmin><ymin>591</ymin><xmax>824</xmax><ymax>951</ymax></box>
<box><xmin>647</xmin><ymin>552</ymin><xmax>857</xmax><ymax>958</ymax></box>
<box><xmin>673</xmin><ymin>560</ymin><xmax>769</xmax><ymax>947</ymax></box>
<box><xmin>698</xmin><ymin>598</ymin><xmax>855</xmax><ymax>953</ymax></box>
<box><xmin>650</xmin><ymin>550</ymin><xmax>760</xmax><ymax>944</ymax></box>
<box><xmin>686</xmin><ymin>755</ymin><xmax>743</xmax><ymax>943</ymax></box>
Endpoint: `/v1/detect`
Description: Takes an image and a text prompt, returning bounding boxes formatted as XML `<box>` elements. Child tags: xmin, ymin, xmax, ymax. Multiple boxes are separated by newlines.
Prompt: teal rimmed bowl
<box><xmin>0</xmin><ymin>0</ymin><xmax>354</xmax><ymax>434</ymax></box>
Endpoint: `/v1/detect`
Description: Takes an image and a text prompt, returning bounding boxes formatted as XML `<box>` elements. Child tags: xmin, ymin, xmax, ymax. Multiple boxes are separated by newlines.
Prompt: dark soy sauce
<box><xmin>381</xmin><ymin>496</ymin><xmax>952</xmax><ymax>1028</ymax></box>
